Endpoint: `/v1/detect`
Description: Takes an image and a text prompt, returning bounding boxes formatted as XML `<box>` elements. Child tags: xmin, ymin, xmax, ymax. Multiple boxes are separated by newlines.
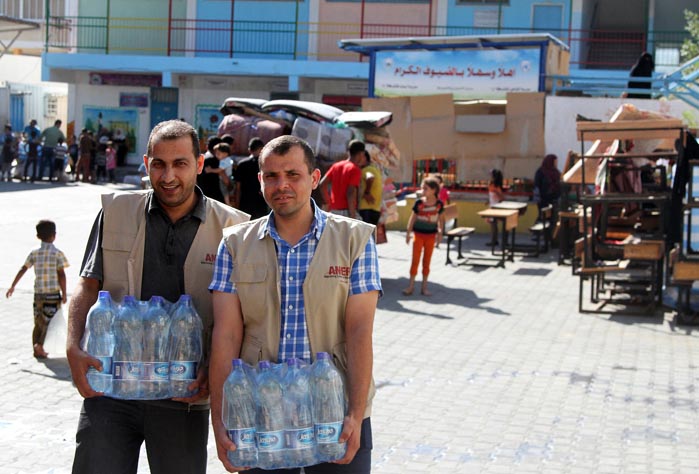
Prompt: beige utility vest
<box><xmin>223</xmin><ymin>214</ymin><xmax>376</xmax><ymax>418</ymax></box>
<box><xmin>100</xmin><ymin>191</ymin><xmax>249</xmax><ymax>364</ymax></box>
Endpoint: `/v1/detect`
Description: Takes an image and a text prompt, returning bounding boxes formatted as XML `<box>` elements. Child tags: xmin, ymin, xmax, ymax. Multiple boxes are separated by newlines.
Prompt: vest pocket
<box><xmin>102</xmin><ymin>232</ymin><xmax>136</xmax><ymax>286</ymax></box>
<box><xmin>232</xmin><ymin>263</ymin><xmax>269</xmax><ymax>319</ymax></box>
<box><xmin>241</xmin><ymin>334</ymin><xmax>264</xmax><ymax>363</ymax></box>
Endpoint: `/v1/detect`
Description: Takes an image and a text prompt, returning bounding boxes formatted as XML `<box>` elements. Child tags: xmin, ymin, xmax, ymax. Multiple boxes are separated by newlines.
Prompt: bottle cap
<box><xmin>316</xmin><ymin>352</ymin><xmax>330</xmax><ymax>361</ymax></box>
<box><xmin>98</xmin><ymin>290</ymin><xmax>110</xmax><ymax>298</ymax></box>
<box><xmin>150</xmin><ymin>295</ymin><xmax>164</xmax><ymax>305</ymax></box>
<box><xmin>259</xmin><ymin>360</ymin><xmax>271</xmax><ymax>370</ymax></box>
<box><xmin>287</xmin><ymin>358</ymin><xmax>297</xmax><ymax>367</ymax></box>
<box><xmin>123</xmin><ymin>295</ymin><xmax>136</xmax><ymax>304</ymax></box>
<box><xmin>232</xmin><ymin>359</ymin><xmax>243</xmax><ymax>368</ymax></box>
<box><xmin>180</xmin><ymin>294</ymin><xmax>192</xmax><ymax>303</ymax></box>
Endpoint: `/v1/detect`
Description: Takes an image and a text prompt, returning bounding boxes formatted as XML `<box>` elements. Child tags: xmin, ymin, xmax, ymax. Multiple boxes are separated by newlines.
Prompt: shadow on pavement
<box><xmin>513</xmin><ymin>268</ymin><xmax>553</xmax><ymax>277</ymax></box>
<box><xmin>21</xmin><ymin>357</ymin><xmax>73</xmax><ymax>381</ymax></box>
<box><xmin>379</xmin><ymin>276</ymin><xmax>510</xmax><ymax>318</ymax></box>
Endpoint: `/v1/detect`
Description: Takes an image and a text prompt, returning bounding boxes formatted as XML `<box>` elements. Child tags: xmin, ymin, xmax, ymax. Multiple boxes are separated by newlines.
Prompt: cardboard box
<box><xmin>364</xmin><ymin>92</ymin><xmax>547</xmax><ymax>183</ymax></box>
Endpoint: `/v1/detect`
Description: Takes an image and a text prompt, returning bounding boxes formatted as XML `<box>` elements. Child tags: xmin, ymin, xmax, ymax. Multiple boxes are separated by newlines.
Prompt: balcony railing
<box><xmin>45</xmin><ymin>15</ymin><xmax>690</xmax><ymax>69</ymax></box>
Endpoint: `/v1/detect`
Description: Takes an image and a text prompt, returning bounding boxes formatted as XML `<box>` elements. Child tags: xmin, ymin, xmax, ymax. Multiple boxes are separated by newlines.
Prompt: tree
<box><xmin>681</xmin><ymin>9</ymin><xmax>699</xmax><ymax>62</ymax></box>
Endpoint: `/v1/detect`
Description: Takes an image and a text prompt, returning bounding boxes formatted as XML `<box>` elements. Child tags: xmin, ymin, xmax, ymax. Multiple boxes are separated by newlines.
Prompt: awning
<box><xmin>338</xmin><ymin>33</ymin><xmax>569</xmax><ymax>54</ymax></box>
<box><xmin>0</xmin><ymin>15</ymin><xmax>40</xmax><ymax>59</ymax></box>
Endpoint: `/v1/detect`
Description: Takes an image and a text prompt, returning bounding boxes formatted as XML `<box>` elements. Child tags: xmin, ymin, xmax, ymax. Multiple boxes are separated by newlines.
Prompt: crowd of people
<box><xmin>0</xmin><ymin>118</ymin><xmax>128</xmax><ymax>184</ymax></box>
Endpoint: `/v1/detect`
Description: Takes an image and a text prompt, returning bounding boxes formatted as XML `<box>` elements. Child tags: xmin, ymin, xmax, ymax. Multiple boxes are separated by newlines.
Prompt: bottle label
<box><xmin>257</xmin><ymin>430</ymin><xmax>284</xmax><ymax>452</ymax></box>
<box><xmin>285</xmin><ymin>427</ymin><xmax>315</xmax><ymax>449</ymax></box>
<box><xmin>113</xmin><ymin>361</ymin><xmax>142</xmax><ymax>380</ymax></box>
<box><xmin>169</xmin><ymin>361</ymin><xmax>197</xmax><ymax>380</ymax></box>
<box><xmin>315</xmin><ymin>421</ymin><xmax>343</xmax><ymax>444</ymax></box>
<box><xmin>141</xmin><ymin>362</ymin><xmax>170</xmax><ymax>381</ymax></box>
<box><xmin>87</xmin><ymin>356</ymin><xmax>113</xmax><ymax>375</ymax></box>
<box><xmin>228</xmin><ymin>428</ymin><xmax>257</xmax><ymax>449</ymax></box>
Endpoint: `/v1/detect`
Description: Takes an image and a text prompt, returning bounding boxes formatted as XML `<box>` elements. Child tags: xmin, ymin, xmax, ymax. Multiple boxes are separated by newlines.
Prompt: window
<box><xmin>44</xmin><ymin>95</ymin><xmax>58</xmax><ymax>118</ymax></box>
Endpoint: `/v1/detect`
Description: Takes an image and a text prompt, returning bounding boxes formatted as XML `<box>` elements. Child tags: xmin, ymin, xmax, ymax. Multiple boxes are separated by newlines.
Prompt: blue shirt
<box><xmin>209</xmin><ymin>201</ymin><xmax>382</xmax><ymax>363</ymax></box>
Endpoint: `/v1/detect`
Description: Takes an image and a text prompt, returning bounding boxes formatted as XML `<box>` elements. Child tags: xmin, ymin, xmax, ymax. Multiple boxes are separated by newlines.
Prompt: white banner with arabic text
<box><xmin>373</xmin><ymin>48</ymin><xmax>541</xmax><ymax>100</ymax></box>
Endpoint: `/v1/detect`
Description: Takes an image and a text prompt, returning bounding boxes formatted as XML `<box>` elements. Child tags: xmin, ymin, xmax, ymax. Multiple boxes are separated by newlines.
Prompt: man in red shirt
<box><xmin>319</xmin><ymin>140</ymin><xmax>367</xmax><ymax>219</ymax></box>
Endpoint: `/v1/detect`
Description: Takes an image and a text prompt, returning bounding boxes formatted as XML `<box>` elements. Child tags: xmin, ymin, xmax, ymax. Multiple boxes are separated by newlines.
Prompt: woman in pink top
<box><xmin>105</xmin><ymin>141</ymin><xmax>117</xmax><ymax>184</ymax></box>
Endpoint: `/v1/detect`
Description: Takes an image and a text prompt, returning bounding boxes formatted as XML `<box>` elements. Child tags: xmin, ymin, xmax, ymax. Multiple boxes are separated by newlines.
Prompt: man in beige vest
<box><xmin>66</xmin><ymin>120</ymin><xmax>249</xmax><ymax>474</ymax></box>
<box><xmin>209</xmin><ymin>135</ymin><xmax>382</xmax><ymax>473</ymax></box>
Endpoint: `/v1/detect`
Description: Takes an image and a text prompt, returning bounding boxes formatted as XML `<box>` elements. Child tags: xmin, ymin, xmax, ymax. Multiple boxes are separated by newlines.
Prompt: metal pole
<box><xmin>428</xmin><ymin>0</ymin><xmax>433</xmax><ymax>36</ymax></box>
<box><xmin>497</xmin><ymin>0</ymin><xmax>502</xmax><ymax>34</ymax></box>
<box><xmin>294</xmin><ymin>0</ymin><xmax>299</xmax><ymax>59</ymax></box>
<box><xmin>234</xmin><ymin>0</ymin><xmax>235</xmax><ymax>58</ymax></box>
<box><xmin>167</xmin><ymin>0</ymin><xmax>172</xmax><ymax>56</ymax></box>
<box><xmin>360</xmin><ymin>0</ymin><xmax>365</xmax><ymax>38</ymax></box>
<box><xmin>106</xmin><ymin>0</ymin><xmax>111</xmax><ymax>54</ymax></box>
<box><xmin>44</xmin><ymin>0</ymin><xmax>49</xmax><ymax>52</ymax></box>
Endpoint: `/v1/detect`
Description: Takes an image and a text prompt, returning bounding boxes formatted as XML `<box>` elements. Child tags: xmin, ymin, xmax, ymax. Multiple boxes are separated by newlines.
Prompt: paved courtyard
<box><xmin>1</xmin><ymin>179</ymin><xmax>698</xmax><ymax>473</ymax></box>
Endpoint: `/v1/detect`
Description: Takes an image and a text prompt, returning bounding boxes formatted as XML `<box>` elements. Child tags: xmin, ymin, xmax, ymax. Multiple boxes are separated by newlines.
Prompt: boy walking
<box><xmin>6</xmin><ymin>220</ymin><xmax>69</xmax><ymax>359</ymax></box>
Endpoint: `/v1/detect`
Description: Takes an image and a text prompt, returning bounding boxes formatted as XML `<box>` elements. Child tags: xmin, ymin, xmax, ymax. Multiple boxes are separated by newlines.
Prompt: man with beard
<box><xmin>209</xmin><ymin>135</ymin><xmax>381</xmax><ymax>473</ymax></box>
<box><xmin>66</xmin><ymin>120</ymin><xmax>249</xmax><ymax>474</ymax></box>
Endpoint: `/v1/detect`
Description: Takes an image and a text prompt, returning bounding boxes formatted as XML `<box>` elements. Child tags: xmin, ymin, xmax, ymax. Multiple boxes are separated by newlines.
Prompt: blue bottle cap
<box><xmin>287</xmin><ymin>358</ymin><xmax>297</xmax><ymax>367</ymax></box>
<box><xmin>232</xmin><ymin>359</ymin><xmax>243</xmax><ymax>368</ymax></box>
<box><xmin>180</xmin><ymin>294</ymin><xmax>192</xmax><ymax>303</ymax></box>
<box><xmin>150</xmin><ymin>295</ymin><xmax>164</xmax><ymax>305</ymax></box>
<box><xmin>316</xmin><ymin>352</ymin><xmax>330</xmax><ymax>360</ymax></box>
<box><xmin>98</xmin><ymin>290</ymin><xmax>110</xmax><ymax>298</ymax></box>
<box><xmin>259</xmin><ymin>360</ymin><xmax>271</xmax><ymax>370</ymax></box>
<box><xmin>123</xmin><ymin>295</ymin><xmax>136</xmax><ymax>304</ymax></box>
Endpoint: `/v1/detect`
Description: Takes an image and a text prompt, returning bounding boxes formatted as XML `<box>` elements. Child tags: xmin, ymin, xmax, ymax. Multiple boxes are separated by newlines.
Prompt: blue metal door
<box><xmin>150</xmin><ymin>87</ymin><xmax>179</xmax><ymax>130</ymax></box>
<box><xmin>10</xmin><ymin>94</ymin><xmax>24</xmax><ymax>132</ymax></box>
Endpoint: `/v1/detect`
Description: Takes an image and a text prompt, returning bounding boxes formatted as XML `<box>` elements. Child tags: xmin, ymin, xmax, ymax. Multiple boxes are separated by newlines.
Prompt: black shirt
<box><xmin>233</xmin><ymin>155</ymin><xmax>268</xmax><ymax>219</ymax></box>
<box><xmin>197</xmin><ymin>156</ymin><xmax>225</xmax><ymax>203</ymax></box>
<box><xmin>80</xmin><ymin>188</ymin><xmax>207</xmax><ymax>303</ymax></box>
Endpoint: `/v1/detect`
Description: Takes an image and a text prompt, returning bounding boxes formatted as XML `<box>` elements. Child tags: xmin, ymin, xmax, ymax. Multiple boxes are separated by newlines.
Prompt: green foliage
<box><xmin>682</xmin><ymin>9</ymin><xmax>699</xmax><ymax>62</ymax></box>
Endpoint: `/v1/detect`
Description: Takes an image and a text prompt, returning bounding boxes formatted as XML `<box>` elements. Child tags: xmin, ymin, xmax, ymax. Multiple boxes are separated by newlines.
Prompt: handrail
<box><xmin>549</xmin><ymin>54</ymin><xmax>699</xmax><ymax>109</ymax></box>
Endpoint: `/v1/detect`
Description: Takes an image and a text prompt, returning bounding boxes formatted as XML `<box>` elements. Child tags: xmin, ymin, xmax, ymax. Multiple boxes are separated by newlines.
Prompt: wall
<box><xmin>71</xmin><ymin>73</ymin><xmax>151</xmax><ymax>165</ymax></box>
<box><xmin>653</xmin><ymin>0</ymin><xmax>696</xmax><ymax>31</ymax></box>
<box><xmin>446</xmin><ymin>0</ymin><xmax>569</xmax><ymax>35</ymax></box>
<box><xmin>544</xmin><ymin>96</ymin><xmax>699</xmax><ymax>164</ymax></box>
<box><xmin>0</xmin><ymin>87</ymin><xmax>9</xmax><ymax>127</ymax></box>
<box><xmin>0</xmin><ymin>55</ymin><xmax>43</xmax><ymax>84</ymax></box>
<box><xmin>590</xmin><ymin>0</ymin><xmax>645</xmax><ymax>29</ymax></box>
<box><xmin>317</xmin><ymin>0</ymin><xmax>431</xmax><ymax>61</ymax></box>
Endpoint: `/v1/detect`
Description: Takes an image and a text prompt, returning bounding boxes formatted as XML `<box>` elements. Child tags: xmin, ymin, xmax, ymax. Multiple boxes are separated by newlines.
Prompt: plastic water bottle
<box><xmin>283</xmin><ymin>358</ymin><xmax>317</xmax><ymax>467</ymax></box>
<box><xmin>82</xmin><ymin>290</ymin><xmax>115</xmax><ymax>394</ymax></box>
<box><xmin>255</xmin><ymin>361</ymin><xmax>286</xmax><ymax>470</ymax></box>
<box><xmin>311</xmin><ymin>352</ymin><xmax>347</xmax><ymax>462</ymax></box>
<box><xmin>222</xmin><ymin>359</ymin><xmax>258</xmax><ymax>468</ymax></box>
<box><xmin>112</xmin><ymin>295</ymin><xmax>143</xmax><ymax>399</ymax></box>
<box><xmin>168</xmin><ymin>295</ymin><xmax>203</xmax><ymax>397</ymax></box>
<box><xmin>142</xmin><ymin>296</ymin><xmax>171</xmax><ymax>399</ymax></box>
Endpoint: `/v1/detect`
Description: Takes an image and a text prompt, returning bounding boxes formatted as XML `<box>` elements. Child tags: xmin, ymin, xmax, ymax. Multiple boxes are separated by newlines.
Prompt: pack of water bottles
<box><xmin>223</xmin><ymin>353</ymin><xmax>347</xmax><ymax>470</ymax></box>
<box><xmin>81</xmin><ymin>290</ymin><xmax>203</xmax><ymax>399</ymax></box>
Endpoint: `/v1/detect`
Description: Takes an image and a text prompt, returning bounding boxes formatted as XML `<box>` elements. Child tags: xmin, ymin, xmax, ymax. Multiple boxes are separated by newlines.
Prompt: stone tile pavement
<box><xmin>1</xmin><ymin>180</ymin><xmax>698</xmax><ymax>473</ymax></box>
